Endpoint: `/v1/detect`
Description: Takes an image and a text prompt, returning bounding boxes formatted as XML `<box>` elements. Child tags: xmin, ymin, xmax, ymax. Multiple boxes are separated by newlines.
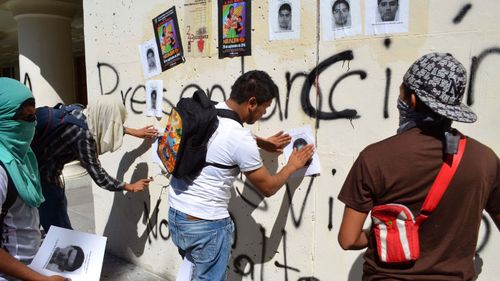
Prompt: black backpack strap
<box><xmin>0</xmin><ymin>161</ymin><xmax>18</xmax><ymax>247</ymax></box>
<box><xmin>203</xmin><ymin>109</ymin><xmax>242</xmax><ymax>170</ymax></box>
<box><xmin>217</xmin><ymin>109</ymin><xmax>243</xmax><ymax>126</ymax></box>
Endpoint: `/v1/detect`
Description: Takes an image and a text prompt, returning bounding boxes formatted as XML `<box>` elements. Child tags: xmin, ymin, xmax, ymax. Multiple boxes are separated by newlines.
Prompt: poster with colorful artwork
<box><xmin>218</xmin><ymin>0</ymin><xmax>251</xmax><ymax>58</ymax></box>
<box><xmin>152</xmin><ymin>7</ymin><xmax>185</xmax><ymax>71</ymax></box>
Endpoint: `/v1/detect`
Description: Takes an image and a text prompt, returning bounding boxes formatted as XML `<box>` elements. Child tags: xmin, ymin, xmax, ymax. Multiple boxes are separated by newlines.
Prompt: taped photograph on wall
<box><xmin>269</xmin><ymin>0</ymin><xmax>300</xmax><ymax>41</ymax></box>
<box><xmin>153</xmin><ymin>7</ymin><xmax>185</xmax><ymax>71</ymax></box>
<box><xmin>138</xmin><ymin>39</ymin><xmax>161</xmax><ymax>79</ymax></box>
<box><xmin>218</xmin><ymin>0</ymin><xmax>252</xmax><ymax>58</ymax></box>
<box><xmin>365</xmin><ymin>0</ymin><xmax>409</xmax><ymax>35</ymax></box>
<box><xmin>183</xmin><ymin>0</ymin><xmax>212</xmax><ymax>57</ymax></box>
<box><xmin>321</xmin><ymin>0</ymin><xmax>362</xmax><ymax>40</ymax></box>
<box><xmin>145</xmin><ymin>80</ymin><xmax>164</xmax><ymax>117</ymax></box>
<box><xmin>283</xmin><ymin>126</ymin><xmax>321</xmax><ymax>178</ymax></box>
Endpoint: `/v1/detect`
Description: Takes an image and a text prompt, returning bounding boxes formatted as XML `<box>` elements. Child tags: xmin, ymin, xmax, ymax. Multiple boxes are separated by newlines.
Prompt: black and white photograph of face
<box><xmin>332</xmin><ymin>0</ymin><xmax>351</xmax><ymax>28</ymax></box>
<box><xmin>278</xmin><ymin>3</ymin><xmax>292</xmax><ymax>31</ymax></box>
<box><xmin>146</xmin><ymin>48</ymin><xmax>156</xmax><ymax>71</ymax></box>
<box><xmin>293</xmin><ymin>138</ymin><xmax>312</xmax><ymax>166</ymax></box>
<box><xmin>45</xmin><ymin>245</ymin><xmax>85</xmax><ymax>274</ymax></box>
<box><xmin>377</xmin><ymin>0</ymin><xmax>399</xmax><ymax>22</ymax></box>
<box><xmin>150</xmin><ymin>88</ymin><xmax>157</xmax><ymax>110</ymax></box>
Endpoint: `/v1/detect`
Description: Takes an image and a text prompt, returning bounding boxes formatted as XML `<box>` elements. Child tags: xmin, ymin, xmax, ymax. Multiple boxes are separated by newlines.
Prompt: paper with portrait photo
<box><xmin>145</xmin><ymin>80</ymin><xmax>163</xmax><ymax>117</ymax></box>
<box><xmin>29</xmin><ymin>226</ymin><xmax>107</xmax><ymax>281</ymax></box>
<box><xmin>283</xmin><ymin>126</ymin><xmax>320</xmax><ymax>177</ymax></box>
<box><xmin>139</xmin><ymin>39</ymin><xmax>161</xmax><ymax>79</ymax></box>
<box><xmin>365</xmin><ymin>0</ymin><xmax>408</xmax><ymax>35</ymax></box>
<box><xmin>268</xmin><ymin>0</ymin><xmax>300</xmax><ymax>41</ymax></box>
<box><xmin>321</xmin><ymin>0</ymin><xmax>362</xmax><ymax>40</ymax></box>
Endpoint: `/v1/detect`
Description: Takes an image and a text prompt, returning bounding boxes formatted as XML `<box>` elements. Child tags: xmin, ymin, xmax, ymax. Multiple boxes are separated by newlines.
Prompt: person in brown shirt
<box><xmin>337</xmin><ymin>53</ymin><xmax>500</xmax><ymax>281</ymax></box>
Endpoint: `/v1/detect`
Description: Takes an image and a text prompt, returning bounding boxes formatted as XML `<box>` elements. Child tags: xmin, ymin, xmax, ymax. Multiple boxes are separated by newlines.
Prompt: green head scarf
<box><xmin>0</xmin><ymin>77</ymin><xmax>44</xmax><ymax>207</ymax></box>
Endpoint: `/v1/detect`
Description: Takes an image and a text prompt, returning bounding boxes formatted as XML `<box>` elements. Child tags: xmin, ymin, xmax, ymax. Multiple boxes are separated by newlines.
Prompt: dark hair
<box><xmin>279</xmin><ymin>3</ymin><xmax>291</xmax><ymax>13</ymax></box>
<box><xmin>378</xmin><ymin>0</ymin><xmax>398</xmax><ymax>5</ymax></box>
<box><xmin>332</xmin><ymin>0</ymin><xmax>350</xmax><ymax>12</ymax></box>
<box><xmin>230</xmin><ymin>70</ymin><xmax>278</xmax><ymax>105</ymax></box>
<box><xmin>146</xmin><ymin>48</ymin><xmax>154</xmax><ymax>57</ymax></box>
<box><xmin>401</xmin><ymin>83</ymin><xmax>441</xmax><ymax>117</ymax></box>
<box><xmin>64</xmin><ymin>246</ymin><xmax>85</xmax><ymax>272</ymax></box>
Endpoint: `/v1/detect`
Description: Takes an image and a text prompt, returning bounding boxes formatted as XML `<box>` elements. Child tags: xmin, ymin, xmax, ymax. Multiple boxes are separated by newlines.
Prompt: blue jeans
<box><xmin>168</xmin><ymin>208</ymin><xmax>234</xmax><ymax>281</ymax></box>
<box><xmin>38</xmin><ymin>181</ymin><xmax>72</xmax><ymax>232</ymax></box>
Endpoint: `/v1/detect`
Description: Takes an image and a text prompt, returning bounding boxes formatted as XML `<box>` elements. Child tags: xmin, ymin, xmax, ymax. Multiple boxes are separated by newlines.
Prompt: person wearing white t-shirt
<box><xmin>168</xmin><ymin>70</ymin><xmax>314</xmax><ymax>281</ymax></box>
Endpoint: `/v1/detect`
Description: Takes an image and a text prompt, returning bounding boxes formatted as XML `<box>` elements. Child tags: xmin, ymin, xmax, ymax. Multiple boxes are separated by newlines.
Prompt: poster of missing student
<box><xmin>218</xmin><ymin>0</ymin><xmax>251</xmax><ymax>59</ymax></box>
<box><xmin>152</xmin><ymin>7</ymin><xmax>185</xmax><ymax>71</ymax></box>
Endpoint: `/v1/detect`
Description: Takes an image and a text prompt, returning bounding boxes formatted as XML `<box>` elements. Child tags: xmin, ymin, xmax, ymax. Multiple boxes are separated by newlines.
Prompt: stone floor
<box><xmin>66</xmin><ymin>182</ymin><xmax>170</xmax><ymax>281</ymax></box>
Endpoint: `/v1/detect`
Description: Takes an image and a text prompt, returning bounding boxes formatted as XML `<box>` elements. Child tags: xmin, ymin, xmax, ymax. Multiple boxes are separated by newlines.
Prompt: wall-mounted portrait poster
<box><xmin>269</xmin><ymin>0</ymin><xmax>300</xmax><ymax>41</ymax></box>
<box><xmin>218</xmin><ymin>0</ymin><xmax>252</xmax><ymax>59</ymax></box>
<box><xmin>321</xmin><ymin>0</ymin><xmax>362</xmax><ymax>40</ymax></box>
<box><xmin>283</xmin><ymin>126</ymin><xmax>321</xmax><ymax>178</ymax></box>
<box><xmin>153</xmin><ymin>6</ymin><xmax>185</xmax><ymax>71</ymax></box>
<box><xmin>139</xmin><ymin>39</ymin><xmax>161</xmax><ymax>79</ymax></box>
<box><xmin>145</xmin><ymin>80</ymin><xmax>164</xmax><ymax>117</ymax></box>
<box><xmin>365</xmin><ymin>0</ymin><xmax>409</xmax><ymax>35</ymax></box>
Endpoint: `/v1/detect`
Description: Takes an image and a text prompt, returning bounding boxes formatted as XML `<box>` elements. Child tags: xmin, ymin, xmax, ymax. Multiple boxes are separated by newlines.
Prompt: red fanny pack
<box><xmin>371</xmin><ymin>137</ymin><xmax>466</xmax><ymax>264</ymax></box>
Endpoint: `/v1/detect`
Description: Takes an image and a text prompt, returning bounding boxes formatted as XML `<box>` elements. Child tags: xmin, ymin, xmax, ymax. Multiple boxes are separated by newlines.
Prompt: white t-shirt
<box><xmin>169</xmin><ymin>103</ymin><xmax>263</xmax><ymax>220</ymax></box>
<box><xmin>0</xmin><ymin>165</ymin><xmax>41</xmax><ymax>280</ymax></box>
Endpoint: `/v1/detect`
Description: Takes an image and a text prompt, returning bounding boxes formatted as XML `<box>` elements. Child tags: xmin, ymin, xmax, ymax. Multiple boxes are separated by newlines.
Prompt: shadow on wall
<box><xmin>102</xmin><ymin>140</ymin><xmax>160</xmax><ymax>258</ymax></box>
<box><xmin>227</xmin><ymin>150</ymin><xmax>310</xmax><ymax>281</ymax></box>
<box><xmin>348</xmin><ymin>254</ymin><xmax>364</xmax><ymax>281</ymax></box>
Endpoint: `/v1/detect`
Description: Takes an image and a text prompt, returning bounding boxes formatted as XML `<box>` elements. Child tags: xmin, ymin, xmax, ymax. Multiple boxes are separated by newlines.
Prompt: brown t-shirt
<box><xmin>338</xmin><ymin>127</ymin><xmax>500</xmax><ymax>281</ymax></box>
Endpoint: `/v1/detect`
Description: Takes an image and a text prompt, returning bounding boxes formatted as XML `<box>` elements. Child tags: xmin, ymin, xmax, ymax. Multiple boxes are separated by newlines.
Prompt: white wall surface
<box><xmin>83</xmin><ymin>1</ymin><xmax>500</xmax><ymax>280</ymax></box>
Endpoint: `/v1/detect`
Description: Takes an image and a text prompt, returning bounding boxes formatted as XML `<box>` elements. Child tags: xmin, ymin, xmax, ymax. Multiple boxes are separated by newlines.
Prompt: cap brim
<box><xmin>415</xmin><ymin>89</ymin><xmax>477</xmax><ymax>123</ymax></box>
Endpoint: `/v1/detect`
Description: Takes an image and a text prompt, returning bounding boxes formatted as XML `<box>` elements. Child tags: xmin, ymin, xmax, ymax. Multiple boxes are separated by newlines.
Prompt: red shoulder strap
<box><xmin>416</xmin><ymin>136</ymin><xmax>467</xmax><ymax>225</ymax></box>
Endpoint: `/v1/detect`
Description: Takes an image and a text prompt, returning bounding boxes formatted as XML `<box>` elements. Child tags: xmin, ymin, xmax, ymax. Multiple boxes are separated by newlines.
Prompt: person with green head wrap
<box><xmin>0</xmin><ymin>78</ymin><xmax>67</xmax><ymax>281</ymax></box>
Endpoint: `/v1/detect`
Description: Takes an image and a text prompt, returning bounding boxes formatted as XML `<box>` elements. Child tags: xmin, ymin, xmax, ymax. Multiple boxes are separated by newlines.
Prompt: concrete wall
<box><xmin>84</xmin><ymin>1</ymin><xmax>500</xmax><ymax>280</ymax></box>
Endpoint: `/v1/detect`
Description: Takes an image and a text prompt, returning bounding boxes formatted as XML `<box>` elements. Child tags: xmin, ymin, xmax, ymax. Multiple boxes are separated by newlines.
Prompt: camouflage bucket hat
<box><xmin>403</xmin><ymin>52</ymin><xmax>477</xmax><ymax>123</ymax></box>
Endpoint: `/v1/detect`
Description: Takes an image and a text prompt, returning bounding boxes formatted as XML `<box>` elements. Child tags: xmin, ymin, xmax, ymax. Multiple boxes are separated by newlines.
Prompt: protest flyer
<box><xmin>218</xmin><ymin>0</ymin><xmax>252</xmax><ymax>58</ymax></box>
<box><xmin>365</xmin><ymin>0</ymin><xmax>409</xmax><ymax>35</ymax></box>
<box><xmin>153</xmin><ymin>7</ymin><xmax>185</xmax><ymax>71</ymax></box>
<box><xmin>283</xmin><ymin>126</ymin><xmax>321</xmax><ymax>178</ymax></box>
<box><xmin>29</xmin><ymin>226</ymin><xmax>107</xmax><ymax>281</ymax></box>
<box><xmin>139</xmin><ymin>39</ymin><xmax>162</xmax><ymax>79</ymax></box>
<box><xmin>145</xmin><ymin>80</ymin><xmax>163</xmax><ymax>117</ymax></box>
<box><xmin>269</xmin><ymin>0</ymin><xmax>300</xmax><ymax>41</ymax></box>
<box><xmin>321</xmin><ymin>0</ymin><xmax>362</xmax><ymax>40</ymax></box>
<box><xmin>184</xmin><ymin>0</ymin><xmax>212</xmax><ymax>57</ymax></box>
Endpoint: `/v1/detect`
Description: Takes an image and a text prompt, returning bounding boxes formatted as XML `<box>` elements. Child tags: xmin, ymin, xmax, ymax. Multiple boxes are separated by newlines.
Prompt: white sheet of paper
<box><xmin>283</xmin><ymin>126</ymin><xmax>321</xmax><ymax>177</ymax></box>
<box><xmin>268</xmin><ymin>0</ymin><xmax>300</xmax><ymax>41</ymax></box>
<box><xmin>29</xmin><ymin>226</ymin><xmax>107</xmax><ymax>281</ymax></box>
<box><xmin>139</xmin><ymin>39</ymin><xmax>162</xmax><ymax>79</ymax></box>
<box><xmin>145</xmin><ymin>80</ymin><xmax>164</xmax><ymax>117</ymax></box>
<box><xmin>364</xmin><ymin>0</ymin><xmax>409</xmax><ymax>35</ymax></box>
<box><xmin>152</xmin><ymin>136</ymin><xmax>164</xmax><ymax>167</ymax></box>
<box><xmin>321</xmin><ymin>0</ymin><xmax>362</xmax><ymax>40</ymax></box>
<box><xmin>175</xmin><ymin>257</ymin><xmax>194</xmax><ymax>281</ymax></box>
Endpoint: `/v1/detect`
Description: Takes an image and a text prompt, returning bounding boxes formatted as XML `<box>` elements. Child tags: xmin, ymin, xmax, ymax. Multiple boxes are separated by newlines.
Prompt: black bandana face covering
<box><xmin>396</xmin><ymin>97</ymin><xmax>459</xmax><ymax>154</ymax></box>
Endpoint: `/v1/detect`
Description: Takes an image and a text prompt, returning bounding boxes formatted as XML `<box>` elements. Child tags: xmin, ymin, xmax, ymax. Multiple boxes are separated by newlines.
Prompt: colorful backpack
<box><xmin>157</xmin><ymin>90</ymin><xmax>241</xmax><ymax>179</ymax></box>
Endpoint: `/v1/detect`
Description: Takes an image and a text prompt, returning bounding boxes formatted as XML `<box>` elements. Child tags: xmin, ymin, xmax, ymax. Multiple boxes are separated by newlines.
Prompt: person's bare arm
<box><xmin>0</xmin><ymin>249</ymin><xmax>68</xmax><ymax>281</ymax></box>
<box><xmin>338</xmin><ymin>206</ymin><xmax>370</xmax><ymax>250</ymax></box>
<box><xmin>124</xmin><ymin>125</ymin><xmax>158</xmax><ymax>139</ymax></box>
<box><xmin>244</xmin><ymin>144</ymin><xmax>314</xmax><ymax>197</ymax></box>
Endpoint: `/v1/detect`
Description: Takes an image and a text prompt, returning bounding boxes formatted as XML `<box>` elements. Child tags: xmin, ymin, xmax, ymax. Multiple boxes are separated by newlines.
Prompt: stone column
<box><xmin>6</xmin><ymin>0</ymin><xmax>81</xmax><ymax>106</ymax></box>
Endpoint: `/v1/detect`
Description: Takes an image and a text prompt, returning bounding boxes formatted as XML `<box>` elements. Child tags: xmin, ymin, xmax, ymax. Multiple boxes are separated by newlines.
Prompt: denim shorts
<box><xmin>168</xmin><ymin>207</ymin><xmax>234</xmax><ymax>281</ymax></box>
